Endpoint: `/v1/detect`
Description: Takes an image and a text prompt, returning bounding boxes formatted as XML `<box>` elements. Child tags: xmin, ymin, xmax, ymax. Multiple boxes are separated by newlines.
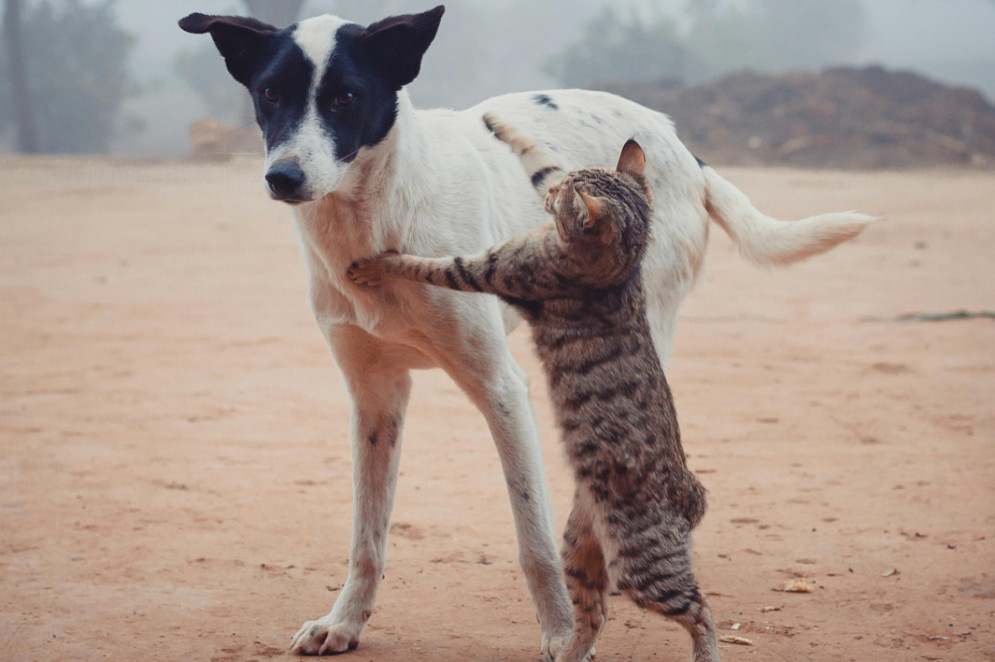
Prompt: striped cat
<box><xmin>348</xmin><ymin>116</ymin><xmax>720</xmax><ymax>662</ymax></box>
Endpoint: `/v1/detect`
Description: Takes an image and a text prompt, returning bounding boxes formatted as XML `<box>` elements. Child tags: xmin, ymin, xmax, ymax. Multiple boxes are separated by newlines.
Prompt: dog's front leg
<box><xmin>429</xmin><ymin>303</ymin><xmax>574</xmax><ymax>660</ymax></box>
<box><xmin>291</xmin><ymin>325</ymin><xmax>412</xmax><ymax>655</ymax></box>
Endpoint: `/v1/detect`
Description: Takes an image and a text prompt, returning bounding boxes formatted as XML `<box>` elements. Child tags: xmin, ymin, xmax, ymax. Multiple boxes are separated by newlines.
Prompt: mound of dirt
<box><xmin>602</xmin><ymin>66</ymin><xmax>995</xmax><ymax>169</ymax></box>
<box><xmin>189</xmin><ymin>118</ymin><xmax>262</xmax><ymax>162</ymax></box>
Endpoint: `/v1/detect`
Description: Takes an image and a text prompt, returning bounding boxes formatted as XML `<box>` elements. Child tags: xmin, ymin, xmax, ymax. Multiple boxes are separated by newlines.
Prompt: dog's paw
<box><xmin>543</xmin><ymin>634</ymin><xmax>564</xmax><ymax>662</ymax></box>
<box><xmin>290</xmin><ymin>617</ymin><xmax>363</xmax><ymax>656</ymax></box>
<box><xmin>544</xmin><ymin>634</ymin><xmax>595</xmax><ymax>662</ymax></box>
<box><xmin>346</xmin><ymin>259</ymin><xmax>386</xmax><ymax>287</ymax></box>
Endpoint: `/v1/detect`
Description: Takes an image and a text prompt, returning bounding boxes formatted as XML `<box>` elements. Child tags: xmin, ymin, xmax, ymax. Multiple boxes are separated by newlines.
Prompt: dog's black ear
<box><xmin>359</xmin><ymin>5</ymin><xmax>444</xmax><ymax>90</ymax></box>
<box><xmin>178</xmin><ymin>13</ymin><xmax>278</xmax><ymax>87</ymax></box>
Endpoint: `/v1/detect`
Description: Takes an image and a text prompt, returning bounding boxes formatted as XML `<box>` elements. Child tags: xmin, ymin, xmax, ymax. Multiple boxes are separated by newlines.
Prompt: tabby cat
<box><xmin>347</xmin><ymin>115</ymin><xmax>720</xmax><ymax>662</ymax></box>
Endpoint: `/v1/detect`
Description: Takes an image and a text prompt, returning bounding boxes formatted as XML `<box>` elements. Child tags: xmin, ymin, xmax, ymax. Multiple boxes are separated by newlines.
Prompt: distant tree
<box><xmin>174</xmin><ymin>41</ymin><xmax>246</xmax><ymax>123</ymax></box>
<box><xmin>548</xmin><ymin>0</ymin><xmax>868</xmax><ymax>88</ymax></box>
<box><xmin>546</xmin><ymin>7</ymin><xmax>705</xmax><ymax>88</ymax></box>
<box><xmin>0</xmin><ymin>0</ymin><xmax>133</xmax><ymax>153</ymax></box>
<box><xmin>690</xmin><ymin>0</ymin><xmax>867</xmax><ymax>74</ymax></box>
<box><xmin>2</xmin><ymin>0</ymin><xmax>40</xmax><ymax>152</ymax></box>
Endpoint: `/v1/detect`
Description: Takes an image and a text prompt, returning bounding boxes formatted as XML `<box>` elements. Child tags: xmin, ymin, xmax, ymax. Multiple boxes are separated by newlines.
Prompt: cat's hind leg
<box><xmin>616</xmin><ymin>526</ymin><xmax>719</xmax><ymax>662</ymax></box>
<box><xmin>555</xmin><ymin>495</ymin><xmax>609</xmax><ymax>662</ymax></box>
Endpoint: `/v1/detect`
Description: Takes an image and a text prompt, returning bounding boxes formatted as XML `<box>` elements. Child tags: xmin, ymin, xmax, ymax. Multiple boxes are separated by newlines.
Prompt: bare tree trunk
<box><xmin>3</xmin><ymin>0</ymin><xmax>40</xmax><ymax>153</ymax></box>
<box><xmin>241</xmin><ymin>0</ymin><xmax>305</xmax><ymax>27</ymax></box>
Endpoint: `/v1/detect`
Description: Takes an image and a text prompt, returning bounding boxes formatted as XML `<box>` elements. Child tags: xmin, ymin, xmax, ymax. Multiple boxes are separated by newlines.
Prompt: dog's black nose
<box><xmin>265</xmin><ymin>162</ymin><xmax>306</xmax><ymax>200</ymax></box>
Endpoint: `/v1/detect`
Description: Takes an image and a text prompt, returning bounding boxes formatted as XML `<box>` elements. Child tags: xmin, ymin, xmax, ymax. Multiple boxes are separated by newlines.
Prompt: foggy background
<box><xmin>1</xmin><ymin>0</ymin><xmax>993</xmax><ymax>159</ymax></box>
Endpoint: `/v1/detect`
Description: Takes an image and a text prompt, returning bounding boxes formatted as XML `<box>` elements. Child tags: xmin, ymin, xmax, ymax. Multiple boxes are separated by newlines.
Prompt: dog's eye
<box><xmin>333</xmin><ymin>91</ymin><xmax>355</xmax><ymax>107</ymax></box>
<box><xmin>262</xmin><ymin>87</ymin><xmax>279</xmax><ymax>103</ymax></box>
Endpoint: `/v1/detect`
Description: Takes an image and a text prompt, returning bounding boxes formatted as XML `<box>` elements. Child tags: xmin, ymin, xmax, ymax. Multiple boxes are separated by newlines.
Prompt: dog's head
<box><xmin>179</xmin><ymin>6</ymin><xmax>444</xmax><ymax>204</ymax></box>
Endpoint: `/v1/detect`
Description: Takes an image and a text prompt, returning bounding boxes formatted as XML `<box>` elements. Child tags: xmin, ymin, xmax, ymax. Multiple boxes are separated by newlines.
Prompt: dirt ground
<box><xmin>1</xmin><ymin>156</ymin><xmax>992</xmax><ymax>662</ymax></box>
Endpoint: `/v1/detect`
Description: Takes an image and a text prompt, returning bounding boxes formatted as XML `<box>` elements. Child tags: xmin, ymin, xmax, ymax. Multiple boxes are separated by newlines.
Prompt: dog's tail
<box><xmin>483</xmin><ymin>113</ymin><xmax>564</xmax><ymax>196</ymax></box>
<box><xmin>701</xmin><ymin>164</ymin><xmax>876</xmax><ymax>266</ymax></box>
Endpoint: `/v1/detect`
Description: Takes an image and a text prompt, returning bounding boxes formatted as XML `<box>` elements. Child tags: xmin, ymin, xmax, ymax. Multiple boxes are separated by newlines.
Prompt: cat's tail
<box><xmin>700</xmin><ymin>164</ymin><xmax>876</xmax><ymax>266</ymax></box>
<box><xmin>483</xmin><ymin>113</ymin><xmax>564</xmax><ymax>195</ymax></box>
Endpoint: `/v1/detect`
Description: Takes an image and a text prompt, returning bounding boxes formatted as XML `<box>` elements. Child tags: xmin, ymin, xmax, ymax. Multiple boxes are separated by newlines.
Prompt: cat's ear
<box><xmin>573</xmin><ymin>189</ymin><xmax>591</xmax><ymax>228</ymax></box>
<box><xmin>577</xmin><ymin>190</ymin><xmax>607</xmax><ymax>227</ymax></box>
<box><xmin>577</xmin><ymin>190</ymin><xmax>617</xmax><ymax>244</ymax></box>
<box><xmin>615</xmin><ymin>139</ymin><xmax>646</xmax><ymax>179</ymax></box>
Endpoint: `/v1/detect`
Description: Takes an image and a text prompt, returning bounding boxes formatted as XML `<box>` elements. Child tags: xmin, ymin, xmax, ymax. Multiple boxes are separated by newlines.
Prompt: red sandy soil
<box><xmin>1</xmin><ymin>156</ymin><xmax>992</xmax><ymax>662</ymax></box>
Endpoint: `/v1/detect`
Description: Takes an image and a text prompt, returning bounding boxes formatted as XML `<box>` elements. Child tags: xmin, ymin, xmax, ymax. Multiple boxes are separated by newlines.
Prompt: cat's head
<box><xmin>546</xmin><ymin>140</ymin><xmax>652</xmax><ymax>261</ymax></box>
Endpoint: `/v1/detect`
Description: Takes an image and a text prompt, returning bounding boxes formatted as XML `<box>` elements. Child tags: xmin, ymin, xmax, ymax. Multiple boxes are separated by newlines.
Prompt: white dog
<box><xmin>180</xmin><ymin>6</ymin><xmax>871</xmax><ymax>658</ymax></box>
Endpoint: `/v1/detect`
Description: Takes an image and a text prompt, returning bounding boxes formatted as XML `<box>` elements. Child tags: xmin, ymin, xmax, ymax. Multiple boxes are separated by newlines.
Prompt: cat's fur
<box><xmin>347</xmin><ymin>116</ymin><xmax>719</xmax><ymax>662</ymax></box>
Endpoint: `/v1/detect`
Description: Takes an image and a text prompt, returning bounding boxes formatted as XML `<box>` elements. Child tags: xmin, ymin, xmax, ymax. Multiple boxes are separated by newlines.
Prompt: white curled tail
<box><xmin>701</xmin><ymin>165</ymin><xmax>875</xmax><ymax>266</ymax></box>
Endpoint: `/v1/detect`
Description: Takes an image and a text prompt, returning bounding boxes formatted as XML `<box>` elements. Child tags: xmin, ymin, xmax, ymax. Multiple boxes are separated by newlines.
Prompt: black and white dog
<box><xmin>180</xmin><ymin>6</ymin><xmax>871</xmax><ymax>658</ymax></box>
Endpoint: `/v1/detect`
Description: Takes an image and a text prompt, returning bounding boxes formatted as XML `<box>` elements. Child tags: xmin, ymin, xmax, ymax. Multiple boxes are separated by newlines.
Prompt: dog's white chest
<box><xmin>292</xmin><ymin>195</ymin><xmax>441</xmax><ymax>348</ymax></box>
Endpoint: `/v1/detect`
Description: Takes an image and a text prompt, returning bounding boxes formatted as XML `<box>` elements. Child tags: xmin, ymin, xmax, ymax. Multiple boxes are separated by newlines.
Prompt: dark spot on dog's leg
<box><xmin>368</xmin><ymin>432</ymin><xmax>377</xmax><ymax>445</ymax></box>
<box><xmin>694</xmin><ymin>154</ymin><xmax>707</xmax><ymax>168</ymax></box>
<box><xmin>521</xmin><ymin>489</ymin><xmax>530</xmax><ymax>502</ymax></box>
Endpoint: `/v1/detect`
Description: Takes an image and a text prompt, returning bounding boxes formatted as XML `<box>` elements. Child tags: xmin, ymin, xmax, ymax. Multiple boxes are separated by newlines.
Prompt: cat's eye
<box><xmin>333</xmin><ymin>91</ymin><xmax>356</xmax><ymax>107</ymax></box>
<box><xmin>262</xmin><ymin>87</ymin><xmax>279</xmax><ymax>103</ymax></box>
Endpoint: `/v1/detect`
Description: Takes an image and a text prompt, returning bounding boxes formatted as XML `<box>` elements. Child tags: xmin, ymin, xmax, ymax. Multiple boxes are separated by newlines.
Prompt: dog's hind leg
<box><xmin>291</xmin><ymin>325</ymin><xmax>412</xmax><ymax>655</ymax></box>
<box><xmin>429</xmin><ymin>300</ymin><xmax>574</xmax><ymax>661</ymax></box>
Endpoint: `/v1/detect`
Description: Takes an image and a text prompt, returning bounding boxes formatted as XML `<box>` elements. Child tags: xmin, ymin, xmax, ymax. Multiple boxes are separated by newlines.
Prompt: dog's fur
<box><xmin>180</xmin><ymin>6</ymin><xmax>872</xmax><ymax>658</ymax></box>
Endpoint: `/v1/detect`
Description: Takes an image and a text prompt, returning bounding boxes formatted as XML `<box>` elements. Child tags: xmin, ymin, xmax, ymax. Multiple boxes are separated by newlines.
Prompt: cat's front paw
<box><xmin>347</xmin><ymin>258</ymin><xmax>387</xmax><ymax>287</ymax></box>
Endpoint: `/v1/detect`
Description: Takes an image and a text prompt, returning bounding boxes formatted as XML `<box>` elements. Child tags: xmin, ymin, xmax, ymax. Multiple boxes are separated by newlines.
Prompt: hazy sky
<box><xmin>106</xmin><ymin>0</ymin><xmax>995</xmax><ymax>157</ymax></box>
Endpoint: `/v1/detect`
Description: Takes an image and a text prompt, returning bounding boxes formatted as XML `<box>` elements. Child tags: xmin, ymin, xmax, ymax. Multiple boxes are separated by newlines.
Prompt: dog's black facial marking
<box><xmin>184</xmin><ymin>7</ymin><xmax>445</xmax><ymax>199</ymax></box>
<box><xmin>308</xmin><ymin>8</ymin><xmax>444</xmax><ymax>163</ymax></box>
<box><xmin>312</xmin><ymin>23</ymin><xmax>402</xmax><ymax>162</ymax></box>
<box><xmin>181</xmin><ymin>15</ymin><xmax>315</xmax><ymax>156</ymax></box>
<box><xmin>250</xmin><ymin>35</ymin><xmax>314</xmax><ymax>153</ymax></box>
<box><xmin>532</xmin><ymin>93</ymin><xmax>559</xmax><ymax>110</ymax></box>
